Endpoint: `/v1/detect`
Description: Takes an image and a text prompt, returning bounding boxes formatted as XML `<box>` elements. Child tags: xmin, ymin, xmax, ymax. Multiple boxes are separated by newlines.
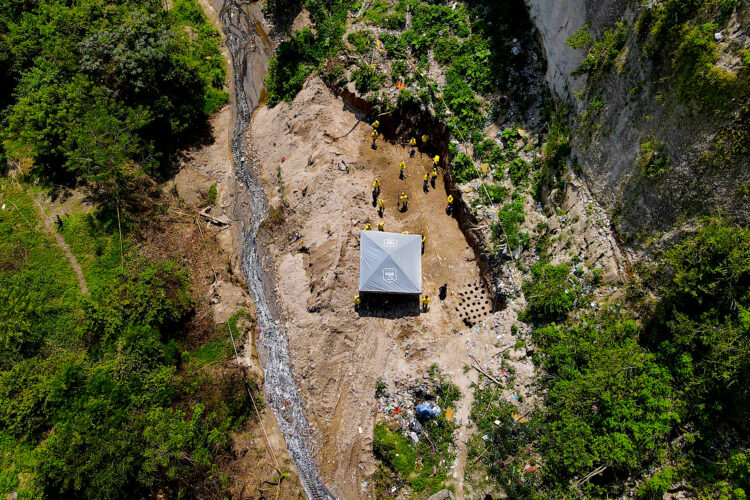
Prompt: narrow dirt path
<box><xmin>50</xmin><ymin>230</ymin><xmax>90</xmax><ymax>295</ymax></box>
<box><xmin>33</xmin><ymin>198</ymin><xmax>90</xmax><ymax>295</ymax></box>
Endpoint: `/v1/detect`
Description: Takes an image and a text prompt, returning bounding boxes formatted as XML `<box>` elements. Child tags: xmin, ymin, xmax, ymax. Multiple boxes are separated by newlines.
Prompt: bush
<box><xmin>639</xmin><ymin>467</ymin><xmax>678</xmax><ymax>498</ymax></box>
<box><xmin>352</xmin><ymin>65</ymin><xmax>384</xmax><ymax>93</ymax></box>
<box><xmin>534</xmin><ymin>316</ymin><xmax>674</xmax><ymax>487</ymax></box>
<box><xmin>477</xmin><ymin>184</ymin><xmax>509</xmax><ymax>205</ymax></box>
<box><xmin>648</xmin><ymin>219</ymin><xmax>750</xmax><ymax>433</ymax></box>
<box><xmin>522</xmin><ymin>262</ymin><xmax>578</xmax><ymax>323</ymax></box>
<box><xmin>508</xmin><ymin>157</ymin><xmax>530</xmax><ymax>186</ymax></box>
<box><xmin>205</xmin><ymin>184</ymin><xmax>217</xmax><ymax>206</ymax></box>
<box><xmin>572</xmin><ymin>22</ymin><xmax>628</xmax><ymax>78</ymax></box>
<box><xmin>347</xmin><ymin>30</ymin><xmax>374</xmax><ymax>54</ymax></box>
<box><xmin>492</xmin><ymin>195</ymin><xmax>525</xmax><ymax>253</ymax></box>
<box><xmin>567</xmin><ymin>24</ymin><xmax>593</xmax><ymax>49</ymax></box>
<box><xmin>452</xmin><ymin>152</ymin><xmax>479</xmax><ymax>184</ymax></box>
<box><xmin>373</xmin><ymin>424</ymin><xmax>416</xmax><ymax>477</ymax></box>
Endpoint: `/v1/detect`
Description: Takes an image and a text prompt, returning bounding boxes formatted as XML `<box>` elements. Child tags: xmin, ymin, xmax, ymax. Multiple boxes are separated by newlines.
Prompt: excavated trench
<box><xmin>334</xmin><ymin>87</ymin><xmax>507</xmax><ymax>313</ymax></box>
<box><xmin>218</xmin><ymin>1</ymin><xmax>334</xmax><ymax>499</ymax></box>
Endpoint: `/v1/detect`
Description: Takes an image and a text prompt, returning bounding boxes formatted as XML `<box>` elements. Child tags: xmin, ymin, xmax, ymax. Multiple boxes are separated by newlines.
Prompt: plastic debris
<box><xmin>416</xmin><ymin>402</ymin><xmax>441</xmax><ymax>421</ymax></box>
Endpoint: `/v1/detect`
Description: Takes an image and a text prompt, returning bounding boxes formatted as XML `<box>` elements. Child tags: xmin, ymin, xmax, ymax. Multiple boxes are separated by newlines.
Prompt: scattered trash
<box><xmin>445</xmin><ymin>408</ymin><xmax>454</xmax><ymax>420</ymax></box>
<box><xmin>416</xmin><ymin>402</ymin><xmax>441</xmax><ymax>421</ymax></box>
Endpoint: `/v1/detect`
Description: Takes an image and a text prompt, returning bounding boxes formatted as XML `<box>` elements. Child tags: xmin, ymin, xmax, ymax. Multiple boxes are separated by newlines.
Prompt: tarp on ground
<box><xmin>359</xmin><ymin>230</ymin><xmax>422</xmax><ymax>294</ymax></box>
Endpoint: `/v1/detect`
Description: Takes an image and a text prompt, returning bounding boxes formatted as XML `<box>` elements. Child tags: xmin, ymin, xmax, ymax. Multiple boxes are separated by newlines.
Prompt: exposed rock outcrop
<box><xmin>525</xmin><ymin>0</ymin><xmax>750</xmax><ymax>242</ymax></box>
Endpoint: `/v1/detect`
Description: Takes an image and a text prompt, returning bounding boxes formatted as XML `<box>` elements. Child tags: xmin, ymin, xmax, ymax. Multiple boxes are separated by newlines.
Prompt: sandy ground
<box><xmin>249</xmin><ymin>77</ymin><xmax>538</xmax><ymax>499</ymax></box>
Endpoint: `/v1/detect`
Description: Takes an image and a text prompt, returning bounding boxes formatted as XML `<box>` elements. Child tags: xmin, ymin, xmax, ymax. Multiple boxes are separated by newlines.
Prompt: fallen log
<box><xmin>199</xmin><ymin>208</ymin><xmax>231</xmax><ymax>226</ymax></box>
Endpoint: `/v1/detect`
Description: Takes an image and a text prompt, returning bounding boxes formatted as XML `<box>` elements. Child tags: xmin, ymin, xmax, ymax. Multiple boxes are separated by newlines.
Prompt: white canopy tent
<box><xmin>359</xmin><ymin>231</ymin><xmax>422</xmax><ymax>294</ymax></box>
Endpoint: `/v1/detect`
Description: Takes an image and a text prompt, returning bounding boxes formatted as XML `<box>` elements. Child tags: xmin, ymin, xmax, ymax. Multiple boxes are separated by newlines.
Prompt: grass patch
<box><xmin>58</xmin><ymin>212</ymin><xmax>124</xmax><ymax>297</ymax></box>
<box><xmin>0</xmin><ymin>431</ymin><xmax>37</xmax><ymax>498</ymax></box>
<box><xmin>0</xmin><ymin>184</ymin><xmax>82</xmax><ymax>356</ymax></box>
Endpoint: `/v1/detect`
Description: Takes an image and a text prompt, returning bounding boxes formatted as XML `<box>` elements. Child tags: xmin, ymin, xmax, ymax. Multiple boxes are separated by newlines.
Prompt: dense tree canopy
<box><xmin>0</xmin><ymin>0</ymin><xmax>227</xmax><ymax>188</ymax></box>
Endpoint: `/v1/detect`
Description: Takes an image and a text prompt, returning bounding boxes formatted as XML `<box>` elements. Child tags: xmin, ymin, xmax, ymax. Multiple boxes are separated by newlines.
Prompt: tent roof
<box><xmin>359</xmin><ymin>231</ymin><xmax>422</xmax><ymax>294</ymax></box>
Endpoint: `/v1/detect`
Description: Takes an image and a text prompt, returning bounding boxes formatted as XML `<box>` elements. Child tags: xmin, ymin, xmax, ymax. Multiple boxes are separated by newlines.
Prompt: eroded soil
<box><xmin>249</xmin><ymin>78</ymin><xmax>538</xmax><ymax>499</ymax></box>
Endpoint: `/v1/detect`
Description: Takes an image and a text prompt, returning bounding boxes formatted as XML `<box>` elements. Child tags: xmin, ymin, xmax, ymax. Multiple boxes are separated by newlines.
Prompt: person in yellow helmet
<box><xmin>373</xmin><ymin>119</ymin><xmax>380</xmax><ymax>129</ymax></box>
<box><xmin>421</xmin><ymin>234</ymin><xmax>426</xmax><ymax>253</ymax></box>
<box><xmin>363</xmin><ymin>223</ymin><xmax>372</xmax><ymax>231</ymax></box>
<box><xmin>377</xmin><ymin>222</ymin><xmax>384</xmax><ymax>231</ymax></box>
<box><xmin>372</xmin><ymin>178</ymin><xmax>381</xmax><ymax>203</ymax></box>
<box><xmin>371</xmin><ymin>130</ymin><xmax>378</xmax><ymax>149</ymax></box>
<box><xmin>421</xmin><ymin>134</ymin><xmax>429</xmax><ymax>143</ymax></box>
<box><xmin>399</xmin><ymin>192</ymin><xmax>408</xmax><ymax>211</ymax></box>
<box><xmin>433</xmin><ymin>155</ymin><xmax>440</xmax><ymax>166</ymax></box>
<box><xmin>354</xmin><ymin>295</ymin><xmax>361</xmax><ymax>311</ymax></box>
<box><xmin>447</xmin><ymin>194</ymin><xmax>454</xmax><ymax>205</ymax></box>
<box><xmin>430</xmin><ymin>167</ymin><xmax>438</xmax><ymax>188</ymax></box>
<box><xmin>423</xmin><ymin>172</ymin><xmax>429</xmax><ymax>192</ymax></box>
<box><xmin>421</xmin><ymin>295</ymin><xmax>430</xmax><ymax>312</ymax></box>
<box><xmin>447</xmin><ymin>194</ymin><xmax>454</xmax><ymax>215</ymax></box>
<box><xmin>409</xmin><ymin>137</ymin><xmax>417</xmax><ymax>157</ymax></box>
<box><xmin>398</xmin><ymin>161</ymin><xmax>406</xmax><ymax>179</ymax></box>
<box><xmin>377</xmin><ymin>197</ymin><xmax>385</xmax><ymax>216</ymax></box>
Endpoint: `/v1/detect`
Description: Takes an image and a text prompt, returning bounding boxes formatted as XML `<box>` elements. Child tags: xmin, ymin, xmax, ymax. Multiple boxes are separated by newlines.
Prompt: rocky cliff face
<box><xmin>525</xmin><ymin>0</ymin><xmax>750</xmax><ymax>244</ymax></box>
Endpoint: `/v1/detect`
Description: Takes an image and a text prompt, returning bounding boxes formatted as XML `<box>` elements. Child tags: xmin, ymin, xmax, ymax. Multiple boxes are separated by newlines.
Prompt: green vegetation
<box><xmin>452</xmin><ymin>152</ymin><xmax>479</xmax><ymax>184</ymax></box>
<box><xmin>489</xmin><ymin>219</ymin><xmax>750</xmax><ymax>497</ymax></box>
<box><xmin>1</xmin><ymin>0</ymin><xmax>226</xmax><ymax>195</ymax></box>
<box><xmin>266</xmin><ymin>0</ymin><xmax>354</xmax><ymax>105</ymax></box>
<box><xmin>0</xmin><ymin>0</ymin><xmax>256</xmax><ymax>491</ymax></box>
<box><xmin>521</xmin><ymin>262</ymin><xmax>579</xmax><ymax>324</ymax></box>
<box><xmin>347</xmin><ymin>29</ymin><xmax>374</xmax><ymax>54</ymax></box>
<box><xmin>267</xmin><ymin>0</ymin><xmax>544</xmax><ymax>140</ymax></box>
<box><xmin>205</xmin><ymin>183</ymin><xmax>218</xmax><ymax>206</ymax></box>
<box><xmin>508</xmin><ymin>157</ymin><xmax>531</xmax><ymax>186</ymax></box>
<box><xmin>477</xmin><ymin>184</ymin><xmax>509</xmax><ymax>205</ymax></box>
<box><xmin>468</xmin><ymin>385</ymin><xmax>540</xmax><ymax>498</ymax></box>
<box><xmin>373</xmin><ymin>369</ymin><xmax>460</xmax><ymax>496</ymax></box>
<box><xmin>0</xmin><ymin>182</ymin><xmax>254</xmax><ymax>498</ymax></box>
<box><xmin>635</xmin><ymin>138</ymin><xmax>670</xmax><ymax>178</ymax></box>
<box><xmin>362</xmin><ymin>0</ymin><xmax>406</xmax><ymax>30</ymax></box>
<box><xmin>572</xmin><ymin>22</ymin><xmax>629</xmax><ymax>78</ymax></box>
<box><xmin>533</xmin><ymin>314</ymin><xmax>674</xmax><ymax>496</ymax></box>
<box><xmin>566</xmin><ymin>24</ymin><xmax>593</xmax><ymax>49</ymax></box>
<box><xmin>535</xmin><ymin>110</ymin><xmax>571</xmax><ymax>198</ymax></box>
<box><xmin>636</xmin><ymin>0</ymin><xmax>748</xmax><ymax>109</ymax></box>
<box><xmin>491</xmin><ymin>195</ymin><xmax>525</xmax><ymax>254</ymax></box>
<box><xmin>647</xmin><ymin>219</ymin><xmax>750</xmax><ymax>435</ymax></box>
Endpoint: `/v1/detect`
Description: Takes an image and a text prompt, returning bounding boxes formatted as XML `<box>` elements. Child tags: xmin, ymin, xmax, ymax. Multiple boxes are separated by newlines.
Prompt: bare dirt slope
<box><xmin>171</xmin><ymin>106</ymin><xmax>305</xmax><ymax>499</ymax></box>
<box><xmin>250</xmin><ymin>77</ymin><xmax>537</xmax><ymax>499</ymax></box>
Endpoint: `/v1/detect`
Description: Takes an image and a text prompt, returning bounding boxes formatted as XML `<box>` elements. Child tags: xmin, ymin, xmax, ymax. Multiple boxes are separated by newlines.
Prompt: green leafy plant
<box><xmin>521</xmin><ymin>261</ymin><xmax>578</xmax><ymax>323</ymax></box>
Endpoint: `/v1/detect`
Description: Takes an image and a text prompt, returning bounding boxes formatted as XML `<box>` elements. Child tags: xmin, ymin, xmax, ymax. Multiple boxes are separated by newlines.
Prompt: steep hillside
<box><xmin>254</xmin><ymin>0</ymin><xmax>750</xmax><ymax>498</ymax></box>
<box><xmin>528</xmin><ymin>0</ymin><xmax>750</xmax><ymax>243</ymax></box>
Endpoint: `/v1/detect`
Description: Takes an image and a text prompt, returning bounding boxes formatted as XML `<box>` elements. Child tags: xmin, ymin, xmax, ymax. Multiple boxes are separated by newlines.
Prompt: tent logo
<box><xmin>383</xmin><ymin>268</ymin><xmax>398</xmax><ymax>282</ymax></box>
<box><xmin>383</xmin><ymin>238</ymin><xmax>398</xmax><ymax>248</ymax></box>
